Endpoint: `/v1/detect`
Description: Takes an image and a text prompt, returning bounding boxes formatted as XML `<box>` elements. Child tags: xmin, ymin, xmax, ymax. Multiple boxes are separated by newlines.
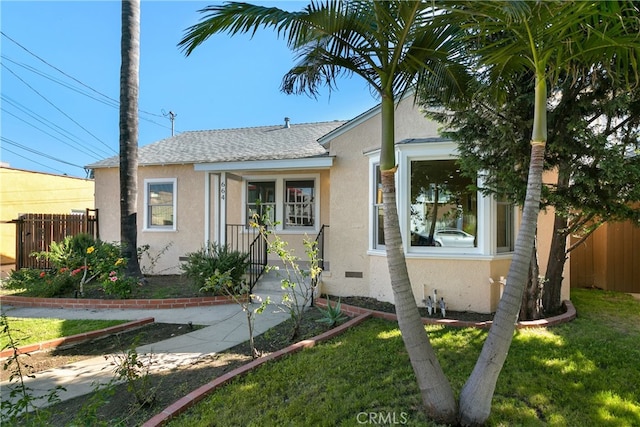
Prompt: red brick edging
<box><xmin>0</xmin><ymin>294</ymin><xmax>244</xmax><ymax>310</ymax></box>
<box><xmin>142</xmin><ymin>312</ymin><xmax>374</xmax><ymax>427</ymax></box>
<box><xmin>315</xmin><ymin>297</ymin><xmax>577</xmax><ymax>329</ymax></box>
<box><xmin>0</xmin><ymin>317</ymin><xmax>155</xmax><ymax>358</ymax></box>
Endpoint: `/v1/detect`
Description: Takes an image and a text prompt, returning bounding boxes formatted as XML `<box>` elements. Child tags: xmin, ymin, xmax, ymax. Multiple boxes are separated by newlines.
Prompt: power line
<box><xmin>1</xmin><ymin>31</ymin><xmax>171</xmax><ymax>121</ymax></box>
<box><xmin>2</xmin><ymin>96</ymin><xmax>112</xmax><ymax>159</ymax></box>
<box><xmin>2</xmin><ymin>62</ymin><xmax>118</xmax><ymax>155</ymax></box>
<box><xmin>1</xmin><ymin>146</ymin><xmax>69</xmax><ymax>175</ymax></box>
<box><xmin>2</xmin><ymin>137</ymin><xmax>87</xmax><ymax>169</ymax></box>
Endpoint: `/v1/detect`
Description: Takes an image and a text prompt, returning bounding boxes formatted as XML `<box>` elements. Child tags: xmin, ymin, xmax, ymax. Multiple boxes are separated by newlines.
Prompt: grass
<box><xmin>0</xmin><ymin>318</ymin><xmax>128</xmax><ymax>348</ymax></box>
<box><xmin>169</xmin><ymin>289</ymin><xmax>640</xmax><ymax>426</ymax></box>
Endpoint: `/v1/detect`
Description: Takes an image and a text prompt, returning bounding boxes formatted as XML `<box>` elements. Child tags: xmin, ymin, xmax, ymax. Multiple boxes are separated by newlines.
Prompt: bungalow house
<box><xmin>88</xmin><ymin>96</ymin><xmax>569</xmax><ymax>313</ymax></box>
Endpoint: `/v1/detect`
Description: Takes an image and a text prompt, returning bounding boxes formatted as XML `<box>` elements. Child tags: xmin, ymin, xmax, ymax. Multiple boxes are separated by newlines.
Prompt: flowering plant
<box><xmin>31</xmin><ymin>233</ymin><xmax>137</xmax><ymax>298</ymax></box>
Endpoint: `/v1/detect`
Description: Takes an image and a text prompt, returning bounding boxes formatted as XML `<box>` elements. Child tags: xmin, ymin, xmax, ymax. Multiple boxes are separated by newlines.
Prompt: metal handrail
<box><xmin>226</xmin><ymin>224</ymin><xmax>267</xmax><ymax>298</ymax></box>
<box><xmin>310</xmin><ymin>224</ymin><xmax>329</xmax><ymax>306</ymax></box>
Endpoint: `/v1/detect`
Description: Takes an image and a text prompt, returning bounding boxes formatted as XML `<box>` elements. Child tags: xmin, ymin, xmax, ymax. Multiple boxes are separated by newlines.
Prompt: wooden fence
<box><xmin>13</xmin><ymin>209</ymin><xmax>99</xmax><ymax>270</ymax></box>
<box><xmin>570</xmin><ymin>220</ymin><xmax>640</xmax><ymax>294</ymax></box>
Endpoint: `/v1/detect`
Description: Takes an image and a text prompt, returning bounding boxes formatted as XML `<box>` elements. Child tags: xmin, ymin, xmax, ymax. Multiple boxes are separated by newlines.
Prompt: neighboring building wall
<box><xmin>0</xmin><ymin>167</ymin><xmax>94</xmax><ymax>268</ymax></box>
<box><xmin>570</xmin><ymin>220</ymin><xmax>640</xmax><ymax>293</ymax></box>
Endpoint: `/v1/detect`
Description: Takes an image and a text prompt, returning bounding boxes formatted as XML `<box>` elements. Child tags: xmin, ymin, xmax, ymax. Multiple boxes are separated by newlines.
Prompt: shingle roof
<box><xmin>87</xmin><ymin>120</ymin><xmax>347</xmax><ymax>169</ymax></box>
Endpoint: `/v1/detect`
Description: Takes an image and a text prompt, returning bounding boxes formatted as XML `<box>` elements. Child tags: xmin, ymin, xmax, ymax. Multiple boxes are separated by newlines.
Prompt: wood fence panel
<box><xmin>14</xmin><ymin>210</ymin><xmax>99</xmax><ymax>270</ymax></box>
<box><xmin>571</xmin><ymin>220</ymin><xmax>640</xmax><ymax>293</ymax></box>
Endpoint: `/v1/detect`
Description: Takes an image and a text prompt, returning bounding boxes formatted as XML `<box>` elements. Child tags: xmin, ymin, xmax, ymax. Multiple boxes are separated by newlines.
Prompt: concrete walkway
<box><xmin>0</xmin><ymin>273</ymin><xmax>291</xmax><ymax>414</ymax></box>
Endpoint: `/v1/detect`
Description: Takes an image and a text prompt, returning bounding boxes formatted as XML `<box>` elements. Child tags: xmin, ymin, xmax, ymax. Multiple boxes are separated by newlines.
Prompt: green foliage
<box><xmin>256</xmin><ymin>211</ymin><xmax>322</xmax><ymax>340</ymax></box>
<box><xmin>204</xmin><ymin>269</ymin><xmax>269</xmax><ymax>359</ymax></box>
<box><xmin>169</xmin><ymin>289</ymin><xmax>640</xmax><ymax>427</ymax></box>
<box><xmin>108</xmin><ymin>336</ymin><xmax>157</xmax><ymax>406</ymax></box>
<box><xmin>316</xmin><ymin>296</ymin><xmax>347</xmax><ymax>327</ymax></box>
<box><xmin>181</xmin><ymin>243</ymin><xmax>249</xmax><ymax>294</ymax></box>
<box><xmin>9</xmin><ymin>236</ymin><xmax>140</xmax><ymax>298</ymax></box>
<box><xmin>0</xmin><ymin>314</ymin><xmax>66</xmax><ymax>426</ymax></box>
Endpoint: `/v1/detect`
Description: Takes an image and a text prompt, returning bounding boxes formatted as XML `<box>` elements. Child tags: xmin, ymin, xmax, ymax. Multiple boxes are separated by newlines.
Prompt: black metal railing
<box><xmin>226</xmin><ymin>224</ymin><xmax>267</xmax><ymax>296</ymax></box>
<box><xmin>310</xmin><ymin>224</ymin><xmax>329</xmax><ymax>306</ymax></box>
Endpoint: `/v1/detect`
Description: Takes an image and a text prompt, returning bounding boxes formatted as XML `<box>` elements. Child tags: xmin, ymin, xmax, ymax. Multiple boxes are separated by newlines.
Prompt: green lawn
<box><xmin>1</xmin><ymin>317</ymin><xmax>128</xmax><ymax>349</ymax></box>
<box><xmin>169</xmin><ymin>289</ymin><xmax>640</xmax><ymax>426</ymax></box>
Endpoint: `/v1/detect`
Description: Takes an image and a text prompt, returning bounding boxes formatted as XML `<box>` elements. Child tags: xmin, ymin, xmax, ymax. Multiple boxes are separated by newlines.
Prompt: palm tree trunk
<box><xmin>379</xmin><ymin>94</ymin><xmax>457</xmax><ymax>424</ymax></box>
<box><xmin>459</xmin><ymin>74</ymin><xmax>547</xmax><ymax>425</ymax></box>
<box><xmin>119</xmin><ymin>0</ymin><xmax>142</xmax><ymax>278</ymax></box>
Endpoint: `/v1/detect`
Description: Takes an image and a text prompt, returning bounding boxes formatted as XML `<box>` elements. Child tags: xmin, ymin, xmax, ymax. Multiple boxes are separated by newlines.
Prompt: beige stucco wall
<box><xmin>320</xmin><ymin>96</ymin><xmax>569</xmax><ymax>313</ymax></box>
<box><xmin>95</xmin><ymin>166</ymin><xmax>332</xmax><ymax>275</ymax></box>
<box><xmin>0</xmin><ymin>167</ymin><xmax>94</xmax><ymax>265</ymax></box>
<box><xmin>94</xmin><ymin>164</ymin><xmax>205</xmax><ymax>275</ymax></box>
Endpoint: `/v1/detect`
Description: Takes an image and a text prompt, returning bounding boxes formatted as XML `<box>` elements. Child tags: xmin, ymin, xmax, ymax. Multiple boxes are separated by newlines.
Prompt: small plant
<box><xmin>316</xmin><ymin>296</ymin><xmax>347</xmax><ymax>327</ymax></box>
<box><xmin>107</xmin><ymin>336</ymin><xmax>157</xmax><ymax>406</ymax></box>
<box><xmin>204</xmin><ymin>269</ymin><xmax>269</xmax><ymax>359</ymax></box>
<box><xmin>138</xmin><ymin>242</ymin><xmax>173</xmax><ymax>275</ymax></box>
<box><xmin>255</xmin><ymin>210</ymin><xmax>323</xmax><ymax>340</ymax></box>
<box><xmin>0</xmin><ymin>314</ymin><xmax>64</xmax><ymax>425</ymax></box>
<box><xmin>182</xmin><ymin>243</ymin><xmax>249</xmax><ymax>293</ymax></box>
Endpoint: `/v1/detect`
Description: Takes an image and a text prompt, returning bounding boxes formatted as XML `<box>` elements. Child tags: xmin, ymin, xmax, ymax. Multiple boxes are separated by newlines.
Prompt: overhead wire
<box><xmin>1</xmin><ymin>146</ymin><xmax>70</xmax><ymax>175</ymax></box>
<box><xmin>1</xmin><ymin>31</ymin><xmax>174</xmax><ymax>128</ymax></box>
<box><xmin>2</xmin><ymin>96</ymin><xmax>113</xmax><ymax>159</ymax></box>
<box><xmin>2</xmin><ymin>62</ymin><xmax>118</xmax><ymax>155</ymax></box>
<box><xmin>2</xmin><ymin>137</ymin><xmax>87</xmax><ymax>169</ymax></box>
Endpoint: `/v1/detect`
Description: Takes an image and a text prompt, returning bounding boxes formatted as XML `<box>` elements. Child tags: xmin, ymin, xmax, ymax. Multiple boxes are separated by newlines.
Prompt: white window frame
<box><xmin>242</xmin><ymin>174</ymin><xmax>320</xmax><ymax>233</ymax></box>
<box><xmin>143</xmin><ymin>178</ymin><xmax>177</xmax><ymax>232</ymax></box>
<box><xmin>369</xmin><ymin>161</ymin><xmax>386</xmax><ymax>251</ymax></box>
<box><xmin>367</xmin><ymin>141</ymin><xmax>514</xmax><ymax>257</ymax></box>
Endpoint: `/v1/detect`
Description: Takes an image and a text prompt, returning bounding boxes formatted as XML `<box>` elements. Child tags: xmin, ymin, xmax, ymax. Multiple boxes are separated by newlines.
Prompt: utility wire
<box><xmin>2</xmin><ymin>62</ymin><xmax>118</xmax><ymax>155</ymax></box>
<box><xmin>2</xmin><ymin>96</ymin><xmax>112</xmax><ymax>159</ymax></box>
<box><xmin>2</xmin><ymin>137</ymin><xmax>87</xmax><ymax>169</ymax></box>
<box><xmin>2</xmin><ymin>54</ymin><xmax>173</xmax><ymax>132</ymax></box>
<box><xmin>1</xmin><ymin>146</ymin><xmax>70</xmax><ymax>175</ymax></box>
<box><xmin>1</xmin><ymin>31</ymin><xmax>171</xmax><ymax>121</ymax></box>
<box><xmin>1</xmin><ymin>107</ymin><xmax>106</xmax><ymax>161</ymax></box>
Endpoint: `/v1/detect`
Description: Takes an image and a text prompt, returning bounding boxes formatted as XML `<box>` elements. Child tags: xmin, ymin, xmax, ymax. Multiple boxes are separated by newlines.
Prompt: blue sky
<box><xmin>1</xmin><ymin>1</ymin><xmax>379</xmax><ymax>178</ymax></box>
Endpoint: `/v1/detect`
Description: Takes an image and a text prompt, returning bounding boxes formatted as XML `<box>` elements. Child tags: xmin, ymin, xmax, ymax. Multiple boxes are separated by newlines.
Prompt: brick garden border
<box><xmin>142</xmin><ymin>298</ymin><xmax>576</xmax><ymax>426</ymax></box>
<box><xmin>0</xmin><ymin>294</ymin><xmax>244</xmax><ymax>310</ymax></box>
<box><xmin>0</xmin><ymin>317</ymin><xmax>155</xmax><ymax>358</ymax></box>
<box><xmin>315</xmin><ymin>297</ymin><xmax>577</xmax><ymax>329</ymax></box>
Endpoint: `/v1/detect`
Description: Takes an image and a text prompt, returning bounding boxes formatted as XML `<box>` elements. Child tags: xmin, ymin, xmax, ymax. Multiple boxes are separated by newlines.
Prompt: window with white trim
<box><xmin>244</xmin><ymin>175</ymin><xmax>319</xmax><ymax>231</ymax></box>
<box><xmin>496</xmin><ymin>197</ymin><xmax>515</xmax><ymax>253</ymax></box>
<box><xmin>284</xmin><ymin>179</ymin><xmax>315</xmax><ymax>228</ymax></box>
<box><xmin>373</xmin><ymin>164</ymin><xmax>385</xmax><ymax>249</ymax></box>
<box><xmin>247</xmin><ymin>181</ymin><xmax>276</xmax><ymax>225</ymax></box>
<box><xmin>409</xmin><ymin>159</ymin><xmax>477</xmax><ymax>248</ymax></box>
<box><xmin>145</xmin><ymin>178</ymin><xmax>176</xmax><ymax>230</ymax></box>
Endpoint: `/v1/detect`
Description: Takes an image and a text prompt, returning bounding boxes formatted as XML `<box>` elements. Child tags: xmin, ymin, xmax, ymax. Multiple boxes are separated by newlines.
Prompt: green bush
<box><xmin>8</xmin><ymin>235</ymin><xmax>138</xmax><ymax>299</ymax></box>
<box><xmin>181</xmin><ymin>243</ymin><xmax>249</xmax><ymax>294</ymax></box>
<box><xmin>4</xmin><ymin>268</ymin><xmax>77</xmax><ymax>298</ymax></box>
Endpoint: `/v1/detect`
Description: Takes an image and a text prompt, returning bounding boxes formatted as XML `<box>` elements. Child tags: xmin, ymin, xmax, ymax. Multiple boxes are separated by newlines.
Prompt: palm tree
<box><xmin>120</xmin><ymin>0</ymin><xmax>142</xmax><ymax>278</ymax></box>
<box><xmin>180</xmin><ymin>1</ymin><xmax>466</xmax><ymax>422</ymax></box>
<box><xmin>441</xmin><ymin>1</ymin><xmax>639</xmax><ymax>423</ymax></box>
<box><xmin>179</xmin><ymin>1</ymin><xmax>639</xmax><ymax>424</ymax></box>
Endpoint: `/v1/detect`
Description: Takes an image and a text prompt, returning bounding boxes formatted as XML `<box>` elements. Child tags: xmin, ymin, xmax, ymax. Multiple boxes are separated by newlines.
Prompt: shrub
<box><xmin>4</xmin><ymin>268</ymin><xmax>76</xmax><ymax>298</ymax></box>
<box><xmin>181</xmin><ymin>243</ymin><xmax>249</xmax><ymax>294</ymax></box>
<box><xmin>10</xmin><ymin>235</ymin><xmax>137</xmax><ymax>298</ymax></box>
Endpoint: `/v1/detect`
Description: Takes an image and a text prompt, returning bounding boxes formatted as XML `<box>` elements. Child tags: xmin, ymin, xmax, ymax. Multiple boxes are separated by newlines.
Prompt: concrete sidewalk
<box><xmin>0</xmin><ymin>274</ymin><xmax>292</xmax><ymax>414</ymax></box>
